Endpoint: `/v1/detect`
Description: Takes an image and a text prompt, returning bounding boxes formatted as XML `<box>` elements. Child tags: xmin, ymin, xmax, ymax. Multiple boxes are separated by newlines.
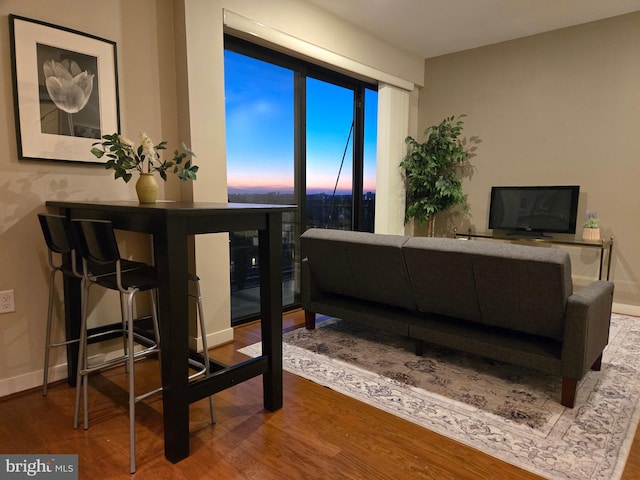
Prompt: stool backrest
<box><xmin>38</xmin><ymin>214</ymin><xmax>73</xmax><ymax>255</ymax></box>
<box><xmin>71</xmin><ymin>219</ymin><xmax>121</xmax><ymax>266</ymax></box>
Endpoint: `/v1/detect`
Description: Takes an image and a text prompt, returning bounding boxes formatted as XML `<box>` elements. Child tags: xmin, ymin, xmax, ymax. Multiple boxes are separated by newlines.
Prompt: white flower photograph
<box><xmin>36</xmin><ymin>44</ymin><xmax>100</xmax><ymax>139</ymax></box>
<box><xmin>9</xmin><ymin>15</ymin><xmax>119</xmax><ymax>163</ymax></box>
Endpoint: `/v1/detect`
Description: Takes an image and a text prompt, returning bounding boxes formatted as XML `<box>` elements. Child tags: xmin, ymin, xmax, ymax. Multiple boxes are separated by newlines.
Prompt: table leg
<box><xmin>598</xmin><ymin>248</ymin><xmax>604</xmax><ymax>280</ymax></box>
<box><xmin>154</xmin><ymin>218</ymin><xmax>191</xmax><ymax>463</ymax></box>
<box><xmin>62</xmin><ymin>273</ymin><xmax>81</xmax><ymax>386</ymax></box>
<box><xmin>258</xmin><ymin>212</ymin><xmax>283</xmax><ymax>411</ymax></box>
<box><xmin>606</xmin><ymin>240</ymin><xmax>614</xmax><ymax>281</ymax></box>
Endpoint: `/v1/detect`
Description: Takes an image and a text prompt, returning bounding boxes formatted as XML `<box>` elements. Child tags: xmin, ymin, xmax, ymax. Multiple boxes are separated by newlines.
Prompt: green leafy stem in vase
<box><xmin>91</xmin><ymin>132</ymin><xmax>198</xmax><ymax>183</ymax></box>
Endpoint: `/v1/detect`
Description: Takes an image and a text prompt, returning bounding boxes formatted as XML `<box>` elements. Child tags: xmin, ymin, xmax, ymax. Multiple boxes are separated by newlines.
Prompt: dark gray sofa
<box><xmin>300</xmin><ymin>228</ymin><xmax>614</xmax><ymax>408</ymax></box>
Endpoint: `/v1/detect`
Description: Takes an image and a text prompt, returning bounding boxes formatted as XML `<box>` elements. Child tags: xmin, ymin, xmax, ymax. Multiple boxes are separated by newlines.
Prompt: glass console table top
<box><xmin>454</xmin><ymin>229</ymin><xmax>614</xmax><ymax>281</ymax></box>
<box><xmin>454</xmin><ymin>230</ymin><xmax>613</xmax><ymax>247</ymax></box>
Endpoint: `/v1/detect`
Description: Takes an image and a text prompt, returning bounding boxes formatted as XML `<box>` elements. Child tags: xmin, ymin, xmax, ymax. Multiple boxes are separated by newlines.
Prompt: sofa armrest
<box><xmin>301</xmin><ymin>257</ymin><xmax>323</xmax><ymax>329</ymax></box>
<box><xmin>301</xmin><ymin>258</ymin><xmax>318</xmax><ymax>306</ymax></box>
<box><xmin>561</xmin><ymin>281</ymin><xmax>614</xmax><ymax>379</ymax></box>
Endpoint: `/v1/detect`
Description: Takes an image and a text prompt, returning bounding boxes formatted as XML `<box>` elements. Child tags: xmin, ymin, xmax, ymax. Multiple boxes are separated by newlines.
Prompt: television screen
<box><xmin>488</xmin><ymin>185</ymin><xmax>580</xmax><ymax>235</ymax></box>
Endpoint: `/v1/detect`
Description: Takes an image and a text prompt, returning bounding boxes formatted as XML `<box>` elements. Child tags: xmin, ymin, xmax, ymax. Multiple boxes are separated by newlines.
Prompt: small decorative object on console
<box><xmin>582</xmin><ymin>211</ymin><xmax>600</xmax><ymax>241</ymax></box>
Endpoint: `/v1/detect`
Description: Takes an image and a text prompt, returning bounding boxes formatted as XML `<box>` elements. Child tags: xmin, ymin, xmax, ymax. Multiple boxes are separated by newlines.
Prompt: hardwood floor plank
<box><xmin>0</xmin><ymin>309</ymin><xmax>636</xmax><ymax>479</ymax></box>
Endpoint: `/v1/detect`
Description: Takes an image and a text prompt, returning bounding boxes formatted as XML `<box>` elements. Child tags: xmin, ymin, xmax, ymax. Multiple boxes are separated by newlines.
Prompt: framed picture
<box><xmin>9</xmin><ymin>15</ymin><xmax>120</xmax><ymax>163</ymax></box>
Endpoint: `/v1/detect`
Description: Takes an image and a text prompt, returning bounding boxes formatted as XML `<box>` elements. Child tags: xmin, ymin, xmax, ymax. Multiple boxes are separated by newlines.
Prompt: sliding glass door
<box><xmin>224</xmin><ymin>49</ymin><xmax>296</xmax><ymax>322</ymax></box>
<box><xmin>224</xmin><ymin>36</ymin><xmax>377</xmax><ymax>324</ymax></box>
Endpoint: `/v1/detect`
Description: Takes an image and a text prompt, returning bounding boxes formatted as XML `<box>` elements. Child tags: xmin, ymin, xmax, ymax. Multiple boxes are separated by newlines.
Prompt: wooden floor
<box><xmin>1</xmin><ymin>309</ymin><xmax>638</xmax><ymax>479</ymax></box>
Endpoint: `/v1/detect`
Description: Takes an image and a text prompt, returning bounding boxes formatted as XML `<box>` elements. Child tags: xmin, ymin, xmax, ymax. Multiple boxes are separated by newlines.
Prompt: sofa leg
<box><xmin>415</xmin><ymin>340</ymin><xmax>423</xmax><ymax>356</ymax></box>
<box><xmin>591</xmin><ymin>353</ymin><xmax>603</xmax><ymax>371</ymax></box>
<box><xmin>561</xmin><ymin>377</ymin><xmax>577</xmax><ymax>408</ymax></box>
<box><xmin>304</xmin><ymin>310</ymin><xmax>316</xmax><ymax>330</ymax></box>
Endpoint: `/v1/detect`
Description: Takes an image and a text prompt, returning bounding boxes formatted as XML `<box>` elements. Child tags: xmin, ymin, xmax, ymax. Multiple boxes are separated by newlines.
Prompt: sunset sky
<box><xmin>224</xmin><ymin>50</ymin><xmax>377</xmax><ymax>195</ymax></box>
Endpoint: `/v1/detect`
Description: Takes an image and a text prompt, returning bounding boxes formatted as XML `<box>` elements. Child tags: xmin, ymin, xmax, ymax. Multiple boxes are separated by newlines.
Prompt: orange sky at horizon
<box><xmin>227</xmin><ymin>175</ymin><xmax>376</xmax><ymax>194</ymax></box>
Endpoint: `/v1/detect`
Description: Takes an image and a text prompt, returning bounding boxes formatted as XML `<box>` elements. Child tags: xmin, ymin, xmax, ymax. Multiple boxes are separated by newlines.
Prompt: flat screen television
<box><xmin>488</xmin><ymin>185</ymin><xmax>580</xmax><ymax>237</ymax></box>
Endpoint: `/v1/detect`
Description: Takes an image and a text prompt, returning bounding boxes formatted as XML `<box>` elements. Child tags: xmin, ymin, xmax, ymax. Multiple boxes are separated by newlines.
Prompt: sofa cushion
<box><xmin>404</xmin><ymin>237</ymin><xmax>572</xmax><ymax>341</ymax></box>
<box><xmin>472</xmin><ymin>241</ymin><xmax>572</xmax><ymax>341</ymax></box>
<box><xmin>403</xmin><ymin>237</ymin><xmax>483</xmax><ymax>323</ymax></box>
<box><xmin>301</xmin><ymin>228</ymin><xmax>416</xmax><ymax>311</ymax></box>
<box><xmin>301</xmin><ymin>229</ymin><xmax>358</xmax><ymax>299</ymax></box>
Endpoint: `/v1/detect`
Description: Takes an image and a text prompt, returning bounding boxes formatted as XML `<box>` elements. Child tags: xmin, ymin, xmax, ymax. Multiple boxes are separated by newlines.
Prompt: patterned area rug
<box><xmin>240</xmin><ymin>313</ymin><xmax>640</xmax><ymax>480</ymax></box>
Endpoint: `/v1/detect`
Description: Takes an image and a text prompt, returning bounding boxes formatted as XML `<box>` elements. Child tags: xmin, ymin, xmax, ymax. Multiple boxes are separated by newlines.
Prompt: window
<box><xmin>224</xmin><ymin>36</ymin><xmax>377</xmax><ymax>324</ymax></box>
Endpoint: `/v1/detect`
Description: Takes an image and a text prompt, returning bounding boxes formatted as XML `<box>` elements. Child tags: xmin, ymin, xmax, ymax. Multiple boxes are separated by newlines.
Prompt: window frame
<box><xmin>224</xmin><ymin>35</ymin><xmax>377</xmax><ymax>324</ymax></box>
<box><xmin>224</xmin><ymin>34</ymin><xmax>377</xmax><ymax>232</ymax></box>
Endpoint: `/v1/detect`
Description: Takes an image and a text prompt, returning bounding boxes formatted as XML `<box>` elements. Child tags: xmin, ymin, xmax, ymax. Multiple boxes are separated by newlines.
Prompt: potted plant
<box><xmin>400</xmin><ymin>115</ymin><xmax>474</xmax><ymax>236</ymax></box>
<box><xmin>90</xmin><ymin>132</ymin><xmax>198</xmax><ymax>203</ymax></box>
<box><xmin>582</xmin><ymin>211</ymin><xmax>600</xmax><ymax>241</ymax></box>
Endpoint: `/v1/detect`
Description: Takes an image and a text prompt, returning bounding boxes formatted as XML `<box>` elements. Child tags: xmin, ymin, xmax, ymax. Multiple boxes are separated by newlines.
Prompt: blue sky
<box><xmin>224</xmin><ymin>50</ymin><xmax>377</xmax><ymax>195</ymax></box>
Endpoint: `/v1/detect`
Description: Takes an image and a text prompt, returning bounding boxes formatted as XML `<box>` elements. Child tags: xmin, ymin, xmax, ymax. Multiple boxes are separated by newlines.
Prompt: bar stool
<box><xmin>38</xmin><ymin>214</ymin><xmax>146</xmax><ymax>396</ymax></box>
<box><xmin>70</xmin><ymin>218</ymin><xmax>214</xmax><ymax>473</ymax></box>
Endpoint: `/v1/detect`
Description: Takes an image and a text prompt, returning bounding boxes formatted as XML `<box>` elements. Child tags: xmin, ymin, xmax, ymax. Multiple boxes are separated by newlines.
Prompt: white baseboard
<box><xmin>189</xmin><ymin>327</ymin><xmax>234</xmax><ymax>353</ymax></box>
<box><xmin>0</xmin><ymin>364</ymin><xmax>68</xmax><ymax>398</ymax></box>
<box><xmin>0</xmin><ymin>352</ymin><xmax>130</xmax><ymax>398</ymax></box>
<box><xmin>612</xmin><ymin>303</ymin><xmax>640</xmax><ymax>317</ymax></box>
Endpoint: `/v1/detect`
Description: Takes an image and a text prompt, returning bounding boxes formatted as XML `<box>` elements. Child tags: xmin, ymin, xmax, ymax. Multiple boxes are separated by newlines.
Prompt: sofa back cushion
<box><xmin>404</xmin><ymin>237</ymin><xmax>572</xmax><ymax>341</ymax></box>
<box><xmin>403</xmin><ymin>237</ymin><xmax>484</xmax><ymax>323</ymax></box>
<box><xmin>472</xmin><ymin>241</ymin><xmax>572</xmax><ymax>341</ymax></box>
<box><xmin>301</xmin><ymin>229</ymin><xmax>416</xmax><ymax>310</ymax></box>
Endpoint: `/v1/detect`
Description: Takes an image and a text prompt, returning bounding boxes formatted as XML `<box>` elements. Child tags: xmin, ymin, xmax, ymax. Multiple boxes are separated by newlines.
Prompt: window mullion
<box><xmin>352</xmin><ymin>87</ymin><xmax>365</xmax><ymax>230</ymax></box>
<box><xmin>294</xmin><ymin>70</ymin><xmax>306</xmax><ymax>232</ymax></box>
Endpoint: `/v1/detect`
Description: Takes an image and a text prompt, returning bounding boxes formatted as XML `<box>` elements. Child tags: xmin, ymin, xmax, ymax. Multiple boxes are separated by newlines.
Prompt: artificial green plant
<box><xmin>400</xmin><ymin>115</ymin><xmax>474</xmax><ymax>236</ymax></box>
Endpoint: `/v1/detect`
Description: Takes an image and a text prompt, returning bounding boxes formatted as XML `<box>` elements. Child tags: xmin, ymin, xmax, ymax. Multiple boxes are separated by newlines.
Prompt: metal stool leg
<box><xmin>192</xmin><ymin>276</ymin><xmax>215</xmax><ymax>424</ymax></box>
<box><xmin>120</xmin><ymin>293</ymin><xmax>129</xmax><ymax>373</ymax></box>
<box><xmin>128</xmin><ymin>287</ymin><xmax>161</xmax><ymax>474</ymax></box>
<box><xmin>74</xmin><ymin>277</ymin><xmax>90</xmax><ymax>430</ymax></box>
<box><xmin>43</xmin><ymin>260</ymin><xmax>81</xmax><ymax>396</ymax></box>
<box><xmin>126</xmin><ymin>290</ymin><xmax>137</xmax><ymax>474</ymax></box>
<box><xmin>42</xmin><ymin>267</ymin><xmax>58</xmax><ymax>396</ymax></box>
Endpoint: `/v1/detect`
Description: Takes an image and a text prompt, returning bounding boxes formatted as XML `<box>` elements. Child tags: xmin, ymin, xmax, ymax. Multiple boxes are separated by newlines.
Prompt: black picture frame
<box><xmin>9</xmin><ymin>14</ymin><xmax>120</xmax><ymax>164</ymax></box>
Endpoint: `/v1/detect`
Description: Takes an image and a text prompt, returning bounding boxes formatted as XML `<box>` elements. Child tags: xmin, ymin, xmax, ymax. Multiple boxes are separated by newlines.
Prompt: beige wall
<box><xmin>0</xmin><ymin>0</ymin><xmax>423</xmax><ymax>395</ymax></box>
<box><xmin>0</xmin><ymin>0</ymin><xmax>185</xmax><ymax>395</ymax></box>
<box><xmin>419</xmin><ymin>12</ymin><xmax>640</xmax><ymax>311</ymax></box>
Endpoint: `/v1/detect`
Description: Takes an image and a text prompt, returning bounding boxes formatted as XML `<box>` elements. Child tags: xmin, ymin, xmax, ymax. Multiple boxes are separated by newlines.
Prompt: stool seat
<box><xmin>89</xmin><ymin>259</ymin><xmax>148</xmax><ymax>277</ymax></box>
<box><xmin>92</xmin><ymin>266</ymin><xmax>159</xmax><ymax>292</ymax></box>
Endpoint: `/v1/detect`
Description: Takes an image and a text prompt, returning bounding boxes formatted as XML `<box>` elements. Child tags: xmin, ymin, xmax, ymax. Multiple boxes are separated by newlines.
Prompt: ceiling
<box><xmin>305</xmin><ymin>0</ymin><xmax>640</xmax><ymax>58</ymax></box>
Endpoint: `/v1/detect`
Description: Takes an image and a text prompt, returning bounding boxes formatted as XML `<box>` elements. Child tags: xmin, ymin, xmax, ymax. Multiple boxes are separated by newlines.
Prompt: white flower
<box><xmin>118</xmin><ymin>135</ymin><xmax>134</xmax><ymax>147</ymax></box>
<box><xmin>43</xmin><ymin>59</ymin><xmax>94</xmax><ymax>114</ymax></box>
<box><xmin>139</xmin><ymin>132</ymin><xmax>156</xmax><ymax>160</ymax></box>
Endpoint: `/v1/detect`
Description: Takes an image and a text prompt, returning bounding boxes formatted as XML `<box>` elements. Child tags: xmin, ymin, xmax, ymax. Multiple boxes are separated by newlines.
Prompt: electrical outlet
<box><xmin>0</xmin><ymin>290</ymin><xmax>15</xmax><ymax>314</ymax></box>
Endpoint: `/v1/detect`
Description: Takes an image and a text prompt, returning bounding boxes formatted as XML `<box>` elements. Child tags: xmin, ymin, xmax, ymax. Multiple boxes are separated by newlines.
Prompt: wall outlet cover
<box><xmin>0</xmin><ymin>290</ymin><xmax>16</xmax><ymax>314</ymax></box>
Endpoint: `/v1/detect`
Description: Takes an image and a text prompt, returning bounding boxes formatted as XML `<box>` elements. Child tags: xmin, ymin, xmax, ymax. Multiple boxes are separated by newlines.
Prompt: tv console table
<box><xmin>454</xmin><ymin>230</ymin><xmax>614</xmax><ymax>281</ymax></box>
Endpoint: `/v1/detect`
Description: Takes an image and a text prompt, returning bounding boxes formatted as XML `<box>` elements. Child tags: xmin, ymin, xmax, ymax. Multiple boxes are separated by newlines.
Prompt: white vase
<box><xmin>135</xmin><ymin>173</ymin><xmax>158</xmax><ymax>204</ymax></box>
<box><xmin>582</xmin><ymin>227</ymin><xmax>600</xmax><ymax>241</ymax></box>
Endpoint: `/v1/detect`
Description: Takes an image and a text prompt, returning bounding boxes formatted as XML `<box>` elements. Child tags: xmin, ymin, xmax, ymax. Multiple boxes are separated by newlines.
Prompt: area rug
<box><xmin>240</xmin><ymin>313</ymin><xmax>640</xmax><ymax>480</ymax></box>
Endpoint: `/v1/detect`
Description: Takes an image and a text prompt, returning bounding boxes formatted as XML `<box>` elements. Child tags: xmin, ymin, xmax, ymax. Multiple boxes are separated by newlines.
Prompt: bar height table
<box><xmin>46</xmin><ymin>200</ymin><xmax>296</xmax><ymax>463</ymax></box>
